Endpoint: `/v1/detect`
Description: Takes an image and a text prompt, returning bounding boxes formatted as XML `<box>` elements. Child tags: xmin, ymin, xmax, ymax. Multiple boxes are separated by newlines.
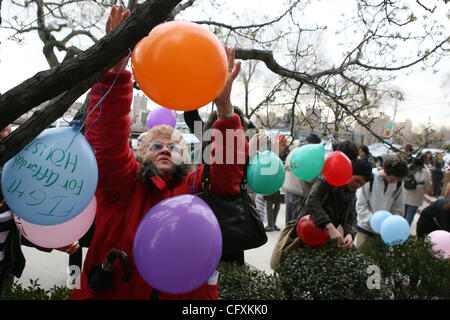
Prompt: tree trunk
<box><xmin>0</xmin><ymin>0</ymin><xmax>181</xmax><ymax>166</ymax></box>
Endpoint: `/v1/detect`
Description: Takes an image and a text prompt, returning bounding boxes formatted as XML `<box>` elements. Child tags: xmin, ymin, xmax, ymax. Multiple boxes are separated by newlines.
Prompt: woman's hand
<box><xmin>106</xmin><ymin>5</ymin><xmax>131</xmax><ymax>73</ymax></box>
<box><xmin>340</xmin><ymin>234</ymin><xmax>354</xmax><ymax>249</ymax></box>
<box><xmin>325</xmin><ymin>223</ymin><xmax>345</xmax><ymax>246</ymax></box>
<box><xmin>214</xmin><ymin>47</ymin><xmax>241</xmax><ymax>117</ymax></box>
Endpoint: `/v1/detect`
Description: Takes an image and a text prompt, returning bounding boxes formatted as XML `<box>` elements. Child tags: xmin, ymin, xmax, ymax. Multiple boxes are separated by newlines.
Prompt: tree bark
<box><xmin>0</xmin><ymin>0</ymin><xmax>181</xmax><ymax>166</ymax></box>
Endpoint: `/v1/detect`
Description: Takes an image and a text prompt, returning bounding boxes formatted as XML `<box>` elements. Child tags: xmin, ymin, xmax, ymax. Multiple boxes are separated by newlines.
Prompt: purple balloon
<box><xmin>147</xmin><ymin>106</ymin><xmax>176</xmax><ymax>129</ymax></box>
<box><xmin>133</xmin><ymin>194</ymin><xmax>222</xmax><ymax>294</ymax></box>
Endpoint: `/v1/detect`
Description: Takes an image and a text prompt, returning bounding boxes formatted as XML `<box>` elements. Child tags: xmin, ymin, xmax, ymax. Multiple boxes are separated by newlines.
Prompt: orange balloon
<box><xmin>131</xmin><ymin>21</ymin><xmax>228</xmax><ymax>111</ymax></box>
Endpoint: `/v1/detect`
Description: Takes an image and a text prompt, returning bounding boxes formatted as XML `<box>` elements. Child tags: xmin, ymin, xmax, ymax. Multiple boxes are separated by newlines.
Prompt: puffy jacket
<box><xmin>70</xmin><ymin>71</ymin><xmax>248</xmax><ymax>300</ymax></box>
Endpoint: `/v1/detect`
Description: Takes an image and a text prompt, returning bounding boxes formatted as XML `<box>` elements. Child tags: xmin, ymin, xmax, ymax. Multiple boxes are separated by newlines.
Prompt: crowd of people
<box><xmin>1</xmin><ymin>5</ymin><xmax>449</xmax><ymax>300</ymax></box>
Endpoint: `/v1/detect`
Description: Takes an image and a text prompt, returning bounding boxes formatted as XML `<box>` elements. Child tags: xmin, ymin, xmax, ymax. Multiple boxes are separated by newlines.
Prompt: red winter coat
<box><xmin>70</xmin><ymin>71</ymin><xmax>248</xmax><ymax>300</ymax></box>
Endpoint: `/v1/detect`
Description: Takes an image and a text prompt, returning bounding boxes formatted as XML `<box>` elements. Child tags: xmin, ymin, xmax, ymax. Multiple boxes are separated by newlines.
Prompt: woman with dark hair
<box><xmin>358</xmin><ymin>145</ymin><xmax>370</xmax><ymax>159</ymax></box>
<box><xmin>358</xmin><ymin>145</ymin><xmax>376</xmax><ymax>168</ymax></box>
<box><xmin>333</xmin><ymin>140</ymin><xmax>359</xmax><ymax>161</ymax></box>
<box><xmin>184</xmin><ymin>106</ymin><xmax>256</xmax><ymax>165</ymax></box>
<box><xmin>184</xmin><ymin>107</ymin><xmax>256</xmax><ymax>143</ymax></box>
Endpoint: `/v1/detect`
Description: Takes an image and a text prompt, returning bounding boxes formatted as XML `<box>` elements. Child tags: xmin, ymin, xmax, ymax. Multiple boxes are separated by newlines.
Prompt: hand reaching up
<box><xmin>214</xmin><ymin>47</ymin><xmax>241</xmax><ymax>116</ymax></box>
<box><xmin>106</xmin><ymin>5</ymin><xmax>131</xmax><ymax>73</ymax></box>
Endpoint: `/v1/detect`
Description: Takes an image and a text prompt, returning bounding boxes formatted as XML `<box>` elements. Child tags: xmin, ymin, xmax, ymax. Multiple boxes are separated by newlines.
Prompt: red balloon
<box><xmin>322</xmin><ymin>151</ymin><xmax>353</xmax><ymax>186</ymax></box>
<box><xmin>297</xmin><ymin>215</ymin><xmax>329</xmax><ymax>246</ymax></box>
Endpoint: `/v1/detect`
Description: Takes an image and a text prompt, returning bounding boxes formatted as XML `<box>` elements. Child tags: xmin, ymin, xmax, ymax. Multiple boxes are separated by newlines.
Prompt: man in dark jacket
<box><xmin>416</xmin><ymin>198</ymin><xmax>450</xmax><ymax>238</ymax></box>
<box><xmin>296</xmin><ymin>159</ymin><xmax>373</xmax><ymax>248</ymax></box>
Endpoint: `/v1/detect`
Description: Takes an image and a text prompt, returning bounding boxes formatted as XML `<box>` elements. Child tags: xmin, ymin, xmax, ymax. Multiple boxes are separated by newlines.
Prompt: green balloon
<box><xmin>290</xmin><ymin>144</ymin><xmax>325</xmax><ymax>180</ymax></box>
<box><xmin>247</xmin><ymin>150</ymin><xmax>285</xmax><ymax>195</ymax></box>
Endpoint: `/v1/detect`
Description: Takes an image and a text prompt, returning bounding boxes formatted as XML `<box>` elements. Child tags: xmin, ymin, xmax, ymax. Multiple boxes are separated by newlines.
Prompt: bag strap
<box><xmin>295</xmin><ymin>190</ymin><xmax>330</xmax><ymax>223</ymax></box>
<box><xmin>190</xmin><ymin>164</ymin><xmax>202</xmax><ymax>194</ymax></box>
<box><xmin>197</xmin><ymin>158</ymin><xmax>249</xmax><ymax>194</ymax></box>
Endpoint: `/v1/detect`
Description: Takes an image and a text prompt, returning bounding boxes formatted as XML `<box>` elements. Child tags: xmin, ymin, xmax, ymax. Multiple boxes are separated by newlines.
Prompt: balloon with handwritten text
<box><xmin>13</xmin><ymin>196</ymin><xmax>96</xmax><ymax>248</ymax></box>
<box><xmin>1</xmin><ymin>127</ymin><xmax>98</xmax><ymax>225</ymax></box>
<box><xmin>131</xmin><ymin>21</ymin><xmax>228</xmax><ymax>111</ymax></box>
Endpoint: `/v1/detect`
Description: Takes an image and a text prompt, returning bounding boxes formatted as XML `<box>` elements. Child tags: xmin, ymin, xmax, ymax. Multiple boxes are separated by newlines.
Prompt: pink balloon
<box><xmin>427</xmin><ymin>230</ymin><xmax>450</xmax><ymax>259</ymax></box>
<box><xmin>14</xmin><ymin>196</ymin><xmax>96</xmax><ymax>249</ymax></box>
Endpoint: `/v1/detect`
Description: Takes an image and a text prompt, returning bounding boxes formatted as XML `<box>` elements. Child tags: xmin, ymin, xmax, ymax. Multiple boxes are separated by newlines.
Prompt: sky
<box><xmin>0</xmin><ymin>0</ymin><xmax>449</xmax><ymax>131</ymax></box>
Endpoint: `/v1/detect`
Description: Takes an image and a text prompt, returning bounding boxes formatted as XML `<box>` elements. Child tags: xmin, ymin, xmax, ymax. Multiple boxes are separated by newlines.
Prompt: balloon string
<box><xmin>77</xmin><ymin>49</ymin><xmax>132</xmax><ymax>154</ymax></box>
<box><xmin>85</xmin><ymin>84</ymin><xmax>102</xmax><ymax>155</ymax></box>
<box><xmin>65</xmin><ymin>76</ymin><xmax>100</xmax><ymax>153</ymax></box>
<box><xmin>82</xmin><ymin>49</ymin><xmax>132</xmax><ymax>134</ymax></box>
<box><xmin>78</xmin><ymin>77</ymin><xmax>100</xmax><ymax>132</ymax></box>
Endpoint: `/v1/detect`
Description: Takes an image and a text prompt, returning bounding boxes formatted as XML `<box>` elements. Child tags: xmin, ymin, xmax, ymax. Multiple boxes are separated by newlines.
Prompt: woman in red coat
<box><xmin>70</xmin><ymin>5</ymin><xmax>246</xmax><ymax>300</ymax></box>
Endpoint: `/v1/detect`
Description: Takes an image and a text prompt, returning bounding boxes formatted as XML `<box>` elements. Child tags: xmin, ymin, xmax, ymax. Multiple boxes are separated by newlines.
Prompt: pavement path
<box><xmin>16</xmin><ymin>197</ymin><xmax>433</xmax><ymax>290</ymax></box>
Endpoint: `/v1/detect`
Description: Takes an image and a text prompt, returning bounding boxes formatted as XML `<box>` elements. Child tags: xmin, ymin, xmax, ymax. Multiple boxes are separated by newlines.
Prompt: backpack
<box><xmin>404</xmin><ymin>174</ymin><xmax>423</xmax><ymax>190</ymax></box>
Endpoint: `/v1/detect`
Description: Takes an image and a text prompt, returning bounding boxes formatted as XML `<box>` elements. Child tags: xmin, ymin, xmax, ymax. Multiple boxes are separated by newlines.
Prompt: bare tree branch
<box><xmin>0</xmin><ymin>0</ymin><xmax>183</xmax><ymax>166</ymax></box>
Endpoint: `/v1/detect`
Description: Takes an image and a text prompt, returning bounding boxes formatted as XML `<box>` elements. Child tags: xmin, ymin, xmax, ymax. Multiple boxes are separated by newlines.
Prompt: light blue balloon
<box><xmin>247</xmin><ymin>151</ymin><xmax>285</xmax><ymax>195</ymax></box>
<box><xmin>370</xmin><ymin>210</ymin><xmax>392</xmax><ymax>234</ymax></box>
<box><xmin>290</xmin><ymin>144</ymin><xmax>325</xmax><ymax>180</ymax></box>
<box><xmin>380</xmin><ymin>215</ymin><xmax>410</xmax><ymax>246</ymax></box>
<box><xmin>1</xmin><ymin>127</ymin><xmax>98</xmax><ymax>226</ymax></box>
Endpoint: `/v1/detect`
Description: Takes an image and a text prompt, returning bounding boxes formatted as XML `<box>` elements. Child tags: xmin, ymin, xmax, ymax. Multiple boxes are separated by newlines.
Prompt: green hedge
<box><xmin>2</xmin><ymin>279</ymin><xmax>72</xmax><ymax>300</ymax></box>
<box><xmin>360</xmin><ymin>235</ymin><xmax>450</xmax><ymax>299</ymax></box>
<box><xmin>218</xmin><ymin>236</ymin><xmax>449</xmax><ymax>300</ymax></box>
<box><xmin>4</xmin><ymin>236</ymin><xmax>449</xmax><ymax>300</ymax></box>
<box><xmin>275</xmin><ymin>244</ymin><xmax>390</xmax><ymax>299</ymax></box>
<box><xmin>217</xmin><ymin>262</ymin><xmax>286</xmax><ymax>300</ymax></box>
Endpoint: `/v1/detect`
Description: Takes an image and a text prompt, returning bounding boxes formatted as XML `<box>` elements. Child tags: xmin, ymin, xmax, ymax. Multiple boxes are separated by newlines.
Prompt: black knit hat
<box><xmin>352</xmin><ymin>158</ymin><xmax>373</xmax><ymax>182</ymax></box>
<box><xmin>306</xmin><ymin>133</ymin><xmax>321</xmax><ymax>144</ymax></box>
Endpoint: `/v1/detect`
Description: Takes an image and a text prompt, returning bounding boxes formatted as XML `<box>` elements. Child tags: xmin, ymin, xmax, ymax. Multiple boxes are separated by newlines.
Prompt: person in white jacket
<box><xmin>354</xmin><ymin>158</ymin><xmax>409</xmax><ymax>250</ymax></box>
<box><xmin>403</xmin><ymin>157</ymin><xmax>432</xmax><ymax>225</ymax></box>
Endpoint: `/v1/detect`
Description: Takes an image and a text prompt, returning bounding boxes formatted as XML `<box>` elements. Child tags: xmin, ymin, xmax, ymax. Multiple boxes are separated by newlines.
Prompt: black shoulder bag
<box><xmin>404</xmin><ymin>174</ymin><xmax>423</xmax><ymax>190</ymax></box>
<box><xmin>194</xmin><ymin>163</ymin><xmax>268</xmax><ymax>253</ymax></box>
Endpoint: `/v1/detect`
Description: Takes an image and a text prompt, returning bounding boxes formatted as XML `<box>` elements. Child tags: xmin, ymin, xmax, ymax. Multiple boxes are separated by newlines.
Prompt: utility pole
<box><xmin>392</xmin><ymin>101</ymin><xmax>398</xmax><ymax>132</ymax></box>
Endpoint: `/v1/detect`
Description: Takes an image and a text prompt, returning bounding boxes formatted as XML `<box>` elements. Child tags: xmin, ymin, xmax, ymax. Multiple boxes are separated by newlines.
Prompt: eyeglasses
<box><xmin>148</xmin><ymin>142</ymin><xmax>182</xmax><ymax>155</ymax></box>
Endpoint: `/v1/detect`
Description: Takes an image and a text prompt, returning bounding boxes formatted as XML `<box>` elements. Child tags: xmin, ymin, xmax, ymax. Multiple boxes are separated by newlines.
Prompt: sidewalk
<box><xmin>16</xmin><ymin>197</ymin><xmax>432</xmax><ymax>290</ymax></box>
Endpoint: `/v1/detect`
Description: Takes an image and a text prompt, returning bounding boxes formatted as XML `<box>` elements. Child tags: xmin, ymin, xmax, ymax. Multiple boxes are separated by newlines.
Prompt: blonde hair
<box><xmin>136</xmin><ymin>125</ymin><xmax>190</xmax><ymax>163</ymax></box>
